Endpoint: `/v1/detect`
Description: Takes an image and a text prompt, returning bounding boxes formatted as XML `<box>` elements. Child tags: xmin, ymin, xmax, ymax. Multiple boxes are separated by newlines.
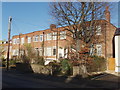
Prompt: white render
<box><xmin>115</xmin><ymin>36</ymin><xmax>120</xmax><ymax>72</ymax></box>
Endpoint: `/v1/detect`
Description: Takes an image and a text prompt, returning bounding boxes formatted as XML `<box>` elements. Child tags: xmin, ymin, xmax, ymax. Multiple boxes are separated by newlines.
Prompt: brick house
<box><xmin>0</xmin><ymin>6</ymin><xmax>117</xmax><ymax>65</ymax></box>
<box><xmin>0</xmin><ymin>40</ymin><xmax>12</xmax><ymax>59</ymax></box>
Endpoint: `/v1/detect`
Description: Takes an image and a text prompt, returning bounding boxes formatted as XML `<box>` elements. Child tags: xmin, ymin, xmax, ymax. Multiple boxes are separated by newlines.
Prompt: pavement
<box><xmin>2</xmin><ymin>68</ymin><xmax>120</xmax><ymax>89</ymax></box>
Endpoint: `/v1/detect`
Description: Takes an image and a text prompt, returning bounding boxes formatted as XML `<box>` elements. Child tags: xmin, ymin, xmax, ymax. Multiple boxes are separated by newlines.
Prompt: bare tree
<box><xmin>50</xmin><ymin>2</ymin><xmax>110</xmax><ymax>77</ymax></box>
<box><xmin>50</xmin><ymin>2</ymin><xmax>109</xmax><ymax>57</ymax></box>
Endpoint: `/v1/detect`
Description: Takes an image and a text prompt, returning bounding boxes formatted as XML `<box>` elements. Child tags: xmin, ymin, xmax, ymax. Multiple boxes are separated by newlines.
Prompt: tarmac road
<box><xmin>1</xmin><ymin>68</ymin><xmax>120</xmax><ymax>89</ymax></box>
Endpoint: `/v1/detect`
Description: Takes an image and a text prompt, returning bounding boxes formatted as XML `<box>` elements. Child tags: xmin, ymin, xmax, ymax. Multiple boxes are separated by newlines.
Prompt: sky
<box><xmin>1</xmin><ymin>2</ymin><xmax>119</xmax><ymax>41</ymax></box>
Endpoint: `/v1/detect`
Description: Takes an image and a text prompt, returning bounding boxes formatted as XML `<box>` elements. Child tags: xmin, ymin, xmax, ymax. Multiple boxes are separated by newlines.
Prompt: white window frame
<box><xmin>96</xmin><ymin>25</ymin><xmax>101</xmax><ymax>35</ymax></box>
<box><xmin>16</xmin><ymin>38</ymin><xmax>19</xmax><ymax>44</ymax></box>
<box><xmin>52</xmin><ymin>46</ymin><xmax>56</xmax><ymax>56</ymax></box>
<box><xmin>40</xmin><ymin>34</ymin><xmax>43</xmax><ymax>42</ymax></box>
<box><xmin>33</xmin><ymin>35</ymin><xmax>39</xmax><ymax>42</ymax></box>
<box><xmin>60</xmin><ymin>31</ymin><xmax>66</xmax><ymax>39</ymax></box>
<box><xmin>46</xmin><ymin>47</ymin><xmax>52</xmax><ymax>56</ymax></box>
<box><xmin>96</xmin><ymin>44</ymin><xmax>102</xmax><ymax>56</ymax></box>
<box><xmin>21</xmin><ymin>37</ymin><xmax>24</xmax><ymax>45</ymax></box>
<box><xmin>13</xmin><ymin>39</ymin><xmax>16</xmax><ymax>44</ymax></box>
<box><xmin>28</xmin><ymin>37</ymin><xmax>31</xmax><ymax>43</ymax></box>
<box><xmin>52</xmin><ymin>32</ymin><xmax>57</xmax><ymax>40</ymax></box>
<box><xmin>47</xmin><ymin>33</ymin><xmax>52</xmax><ymax>40</ymax></box>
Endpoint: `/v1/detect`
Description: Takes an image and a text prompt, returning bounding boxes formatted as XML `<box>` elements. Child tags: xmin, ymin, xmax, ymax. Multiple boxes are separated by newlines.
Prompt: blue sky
<box><xmin>1</xmin><ymin>2</ymin><xmax>119</xmax><ymax>41</ymax></box>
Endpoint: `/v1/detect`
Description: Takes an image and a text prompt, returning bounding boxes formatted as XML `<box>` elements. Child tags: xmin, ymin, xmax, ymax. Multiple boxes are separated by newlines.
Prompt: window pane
<box><xmin>53</xmin><ymin>32</ymin><xmax>57</xmax><ymax>40</ymax></box>
<box><xmin>60</xmin><ymin>31</ymin><xmax>66</xmax><ymax>39</ymax></box>
<box><xmin>96</xmin><ymin>44</ymin><xmax>102</xmax><ymax>56</ymax></box>
<box><xmin>40</xmin><ymin>34</ymin><xmax>43</xmax><ymax>42</ymax></box>
<box><xmin>47</xmin><ymin>33</ymin><xmax>52</xmax><ymax>40</ymax></box>
<box><xmin>53</xmin><ymin>48</ymin><xmax>56</xmax><ymax>55</ymax></box>
<box><xmin>96</xmin><ymin>26</ymin><xmax>101</xmax><ymax>35</ymax></box>
<box><xmin>28</xmin><ymin>37</ymin><xmax>31</xmax><ymax>43</ymax></box>
<box><xmin>21</xmin><ymin>38</ymin><xmax>24</xmax><ymax>44</ymax></box>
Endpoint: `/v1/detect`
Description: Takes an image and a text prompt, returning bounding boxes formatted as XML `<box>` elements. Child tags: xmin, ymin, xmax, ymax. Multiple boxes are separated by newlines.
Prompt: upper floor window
<box><xmin>52</xmin><ymin>32</ymin><xmax>57</xmax><ymax>40</ymax></box>
<box><xmin>47</xmin><ymin>33</ymin><xmax>52</xmax><ymax>40</ymax></box>
<box><xmin>40</xmin><ymin>34</ymin><xmax>43</xmax><ymax>42</ymax></box>
<box><xmin>28</xmin><ymin>37</ymin><xmax>31</xmax><ymax>43</ymax></box>
<box><xmin>21</xmin><ymin>37</ymin><xmax>24</xmax><ymax>45</ymax></box>
<box><xmin>96</xmin><ymin>25</ymin><xmax>101</xmax><ymax>35</ymax></box>
<box><xmin>16</xmin><ymin>38</ymin><xmax>19</xmax><ymax>44</ymax></box>
<box><xmin>33</xmin><ymin>35</ymin><xmax>39</xmax><ymax>42</ymax></box>
<box><xmin>96</xmin><ymin>44</ymin><xmax>102</xmax><ymax>56</ymax></box>
<box><xmin>13</xmin><ymin>38</ymin><xmax>19</xmax><ymax>44</ymax></box>
<box><xmin>60</xmin><ymin>31</ymin><xmax>66</xmax><ymax>39</ymax></box>
<box><xmin>13</xmin><ymin>39</ymin><xmax>16</xmax><ymax>44</ymax></box>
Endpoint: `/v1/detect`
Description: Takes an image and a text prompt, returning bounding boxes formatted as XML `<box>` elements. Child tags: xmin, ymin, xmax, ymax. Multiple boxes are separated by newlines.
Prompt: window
<box><xmin>60</xmin><ymin>31</ymin><xmax>66</xmax><ymax>39</ymax></box>
<box><xmin>52</xmin><ymin>32</ymin><xmax>57</xmax><ymax>40</ymax></box>
<box><xmin>47</xmin><ymin>33</ymin><xmax>52</xmax><ymax>40</ymax></box>
<box><xmin>96</xmin><ymin>26</ymin><xmax>101</xmax><ymax>35</ymax></box>
<box><xmin>46</xmin><ymin>47</ymin><xmax>52</xmax><ymax>56</ymax></box>
<box><xmin>28</xmin><ymin>37</ymin><xmax>31</xmax><ymax>43</ymax></box>
<box><xmin>96</xmin><ymin>44</ymin><xmax>102</xmax><ymax>56</ymax></box>
<box><xmin>40</xmin><ymin>34</ymin><xmax>43</xmax><ymax>42</ymax></box>
<box><xmin>53</xmin><ymin>47</ymin><xmax>56</xmax><ymax>55</ymax></box>
<box><xmin>33</xmin><ymin>35</ymin><xmax>39</xmax><ymax>42</ymax></box>
<box><xmin>13</xmin><ymin>39</ymin><xmax>16</xmax><ymax>44</ymax></box>
<box><xmin>89</xmin><ymin>44</ymin><xmax>95</xmax><ymax>56</ymax></box>
<box><xmin>21</xmin><ymin>37</ymin><xmax>24</xmax><ymax>45</ymax></box>
<box><xmin>12</xmin><ymin>49</ymin><xmax>19</xmax><ymax>56</ymax></box>
<box><xmin>16</xmin><ymin>38</ymin><xmax>19</xmax><ymax>44</ymax></box>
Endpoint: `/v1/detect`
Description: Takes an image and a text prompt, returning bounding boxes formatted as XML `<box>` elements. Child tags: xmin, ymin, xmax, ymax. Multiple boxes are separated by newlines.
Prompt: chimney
<box><xmin>50</xmin><ymin>24</ymin><xmax>56</xmax><ymax>29</ymax></box>
<box><xmin>104</xmin><ymin>6</ymin><xmax>110</xmax><ymax>23</ymax></box>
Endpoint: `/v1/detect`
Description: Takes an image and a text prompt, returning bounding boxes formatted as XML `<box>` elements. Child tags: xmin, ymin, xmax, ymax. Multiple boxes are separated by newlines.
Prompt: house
<box><xmin>114</xmin><ymin>28</ymin><xmax>120</xmax><ymax>72</ymax></box>
<box><xmin>0</xmin><ymin>6</ymin><xmax>117</xmax><ymax>66</ymax></box>
<box><xmin>0</xmin><ymin>40</ymin><xmax>12</xmax><ymax>59</ymax></box>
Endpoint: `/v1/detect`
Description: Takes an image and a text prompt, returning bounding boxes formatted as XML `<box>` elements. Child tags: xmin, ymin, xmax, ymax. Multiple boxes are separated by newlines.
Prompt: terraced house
<box><xmin>1</xmin><ymin>7</ymin><xmax>117</xmax><ymax>65</ymax></box>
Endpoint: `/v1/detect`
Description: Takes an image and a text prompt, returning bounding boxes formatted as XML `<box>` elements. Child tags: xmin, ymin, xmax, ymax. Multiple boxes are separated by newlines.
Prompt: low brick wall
<box><xmin>30</xmin><ymin>64</ymin><xmax>52</xmax><ymax>75</ymax></box>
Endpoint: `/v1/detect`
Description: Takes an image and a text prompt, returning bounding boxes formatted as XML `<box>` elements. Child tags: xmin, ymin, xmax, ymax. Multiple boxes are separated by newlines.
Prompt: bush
<box><xmin>60</xmin><ymin>58</ymin><xmax>73</xmax><ymax>75</ymax></box>
<box><xmin>34</xmin><ymin>56</ymin><xmax>44</xmax><ymax>65</ymax></box>
<box><xmin>87</xmin><ymin>55</ymin><xmax>106</xmax><ymax>72</ymax></box>
<box><xmin>48</xmin><ymin>60</ymin><xmax>61</xmax><ymax>75</ymax></box>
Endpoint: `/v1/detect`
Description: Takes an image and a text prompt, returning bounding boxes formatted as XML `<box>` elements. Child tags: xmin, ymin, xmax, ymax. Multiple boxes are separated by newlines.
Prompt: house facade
<box><xmin>114</xmin><ymin>28</ymin><xmax>120</xmax><ymax>72</ymax></box>
<box><xmin>0</xmin><ymin>6</ymin><xmax>117</xmax><ymax>65</ymax></box>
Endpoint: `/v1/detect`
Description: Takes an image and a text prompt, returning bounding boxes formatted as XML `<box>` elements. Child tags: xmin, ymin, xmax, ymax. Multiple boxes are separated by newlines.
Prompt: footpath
<box><xmin>2</xmin><ymin>68</ymin><xmax>120</xmax><ymax>89</ymax></box>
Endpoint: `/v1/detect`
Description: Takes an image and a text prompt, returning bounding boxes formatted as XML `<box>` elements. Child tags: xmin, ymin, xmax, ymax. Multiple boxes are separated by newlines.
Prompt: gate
<box><xmin>108</xmin><ymin>58</ymin><xmax>115</xmax><ymax>71</ymax></box>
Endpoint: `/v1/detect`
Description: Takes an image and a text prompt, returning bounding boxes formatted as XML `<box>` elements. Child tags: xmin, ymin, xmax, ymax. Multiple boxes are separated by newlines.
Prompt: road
<box><xmin>2</xmin><ymin>69</ymin><xmax>82</xmax><ymax>88</ymax></box>
<box><xmin>1</xmin><ymin>68</ymin><xmax>120</xmax><ymax>89</ymax></box>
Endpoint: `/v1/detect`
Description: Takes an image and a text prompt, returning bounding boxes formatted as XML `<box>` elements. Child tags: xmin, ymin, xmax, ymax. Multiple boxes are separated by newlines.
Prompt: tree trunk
<box><xmin>76</xmin><ymin>39</ymin><xmax>80</xmax><ymax>59</ymax></box>
<box><xmin>76</xmin><ymin>39</ymin><xmax>88</xmax><ymax>77</ymax></box>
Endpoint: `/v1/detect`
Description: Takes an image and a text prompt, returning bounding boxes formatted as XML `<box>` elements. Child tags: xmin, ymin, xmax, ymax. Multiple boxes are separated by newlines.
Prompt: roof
<box><xmin>115</xmin><ymin>28</ymin><xmax>120</xmax><ymax>36</ymax></box>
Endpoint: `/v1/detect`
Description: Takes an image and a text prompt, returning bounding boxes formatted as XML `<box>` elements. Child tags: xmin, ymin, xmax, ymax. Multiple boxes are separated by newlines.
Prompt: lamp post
<box><xmin>6</xmin><ymin>16</ymin><xmax>12</xmax><ymax>71</ymax></box>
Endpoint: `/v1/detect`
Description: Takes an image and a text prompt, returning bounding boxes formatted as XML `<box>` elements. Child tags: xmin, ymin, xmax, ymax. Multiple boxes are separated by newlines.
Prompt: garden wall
<box><xmin>30</xmin><ymin>64</ymin><xmax>52</xmax><ymax>75</ymax></box>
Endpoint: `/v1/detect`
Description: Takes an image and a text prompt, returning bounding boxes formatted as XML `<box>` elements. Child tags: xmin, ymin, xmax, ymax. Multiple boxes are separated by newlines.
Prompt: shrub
<box><xmin>87</xmin><ymin>55</ymin><xmax>106</xmax><ymax>72</ymax></box>
<box><xmin>48</xmin><ymin>60</ymin><xmax>61</xmax><ymax>75</ymax></box>
<box><xmin>34</xmin><ymin>56</ymin><xmax>45</xmax><ymax>65</ymax></box>
<box><xmin>60</xmin><ymin>58</ymin><xmax>73</xmax><ymax>75</ymax></box>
